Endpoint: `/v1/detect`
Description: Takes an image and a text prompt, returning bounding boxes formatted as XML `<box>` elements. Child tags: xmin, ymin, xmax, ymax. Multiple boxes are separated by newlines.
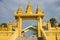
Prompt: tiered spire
<box><xmin>17</xmin><ymin>6</ymin><xmax>22</xmax><ymax>14</ymax></box>
<box><xmin>26</xmin><ymin>1</ymin><xmax>32</xmax><ymax>14</ymax></box>
<box><xmin>36</xmin><ymin>5</ymin><xmax>43</xmax><ymax>14</ymax></box>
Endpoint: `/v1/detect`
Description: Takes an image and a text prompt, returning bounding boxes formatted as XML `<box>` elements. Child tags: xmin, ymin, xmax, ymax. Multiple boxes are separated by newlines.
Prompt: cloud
<box><xmin>0</xmin><ymin>0</ymin><xmax>18</xmax><ymax>23</ymax></box>
<box><xmin>39</xmin><ymin>0</ymin><xmax>60</xmax><ymax>22</ymax></box>
<box><xmin>0</xmin><ymin>0</ymin><xmax>60</xmax><ymax>24</ymax></box>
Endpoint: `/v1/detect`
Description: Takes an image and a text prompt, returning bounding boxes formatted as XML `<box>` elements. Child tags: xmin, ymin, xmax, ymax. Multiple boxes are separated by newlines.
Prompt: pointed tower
<box><xmin>17</xmin><ymin>6</ymin><xmax>22</xmax><ymax>14</ymax></box>
<box><xmin>36</xmin><ymin>6</ymin><xmax>44</xmax><ymax>14</ymax></box>
<box><xmin>14</xmin><ymin>1</ymin><xmax>44</xmax><ymax>38</ymax></box>
<box><xmin>26</xmin><ymin>1</ymin><xmax>32</xmax><ymax>14</ymax></box>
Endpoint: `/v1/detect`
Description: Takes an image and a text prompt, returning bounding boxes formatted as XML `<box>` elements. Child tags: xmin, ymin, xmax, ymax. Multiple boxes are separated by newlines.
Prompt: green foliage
<box><xmin>58</xmin><ymin>23</ymin><xmax>60</xmax><ymax>27</ymax></box>
<box><xmin>49</xmin><ymin>18</ymin><xmax>57</xmax><ymax>27</ymax></box>
<box><xmin>0</xmin><ymin>25</ymin><xmax>1</xmax><ymax>27</ymax></box>
<box><xmin>0</xmin><ymin>23</ymin><xmax>7</xmax><ymax>27</ymax></box>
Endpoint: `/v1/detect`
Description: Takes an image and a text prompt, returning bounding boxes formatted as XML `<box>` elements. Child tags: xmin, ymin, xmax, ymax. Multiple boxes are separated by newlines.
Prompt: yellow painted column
<box><xmin>8</xmin><ymin>23</ymin><xmax>13</xmax><ymax>36</ymax></box>
<box><xmin>47</xmin><ymin>21</ymin><xmax>51</xmax><ymax>31</ymax></box>
<box><xmin>1</xmin><ymin>25</ymin><xmax>4</xmax><ymax>31</ymax></box>
<box><xmin>17</xmin><ymin>17</ymin><xmax>22</xmax><ymax>38</ymax></box>
<box><xmin>8</xmin><ymin>23</ymin><xmax>12</xmax><ymax>31</ymax></box>
<box><xmin>37</xmin><ymin>17</ymin><xmax>42</xmax><ymax>37</ymax></box>
<box><xmin>47</xmin><ymin>21</ymin><xmax>51</xmax><ymax>38</ymax></box>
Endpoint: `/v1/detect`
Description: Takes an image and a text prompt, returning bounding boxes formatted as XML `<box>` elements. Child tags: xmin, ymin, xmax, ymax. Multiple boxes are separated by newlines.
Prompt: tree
<box><xmin>0</xmin><ymin>25</ymin><xmax>1</xmax><ymax>27</ymax></box>
<box><xmin>58</xmin><ymin>23</ymin><xmax>60</xmax><ymax>27</ymax></box>
<box><xmin>49</xmin><ymin>18</ymin><xmax>57</xmax><ymax>27</ymax></box>
<box><xmin>0</xmin><ymin>23</ymin><xmax>7</xmax><ymax>27</ymax></box>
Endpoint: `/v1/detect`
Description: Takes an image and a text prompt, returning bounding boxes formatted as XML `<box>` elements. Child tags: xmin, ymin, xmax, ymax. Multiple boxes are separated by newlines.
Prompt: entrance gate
<box><xmin>14</xmin><ymin>3</ymin><xmax>44</xmax><ymax>38</ymax></box>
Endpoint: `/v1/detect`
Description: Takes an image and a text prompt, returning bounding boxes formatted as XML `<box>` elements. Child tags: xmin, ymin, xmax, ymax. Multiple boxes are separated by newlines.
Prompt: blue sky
<box><xmin>0</xmin><ymin>0</ymin><xmax>60</xmax><ymax>26</ymax></box>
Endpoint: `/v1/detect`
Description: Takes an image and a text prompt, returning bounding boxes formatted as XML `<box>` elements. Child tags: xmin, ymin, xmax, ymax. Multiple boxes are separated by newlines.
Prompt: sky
<box><xmin>0</xmin><ymin>0</ymin><xmax>60</xmax><ymax>36</ymax></box>
<box><xmin>0</xmin><ymin>0</ymin><xmax>60</xmax><ymax>26</ymax></box>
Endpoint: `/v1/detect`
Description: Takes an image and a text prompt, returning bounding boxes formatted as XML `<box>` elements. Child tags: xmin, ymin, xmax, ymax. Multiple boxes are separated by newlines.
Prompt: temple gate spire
<box><xmin>26</xmin><ymin>1</ymin><xmax>32</xmax><ymax>14</ymax></box>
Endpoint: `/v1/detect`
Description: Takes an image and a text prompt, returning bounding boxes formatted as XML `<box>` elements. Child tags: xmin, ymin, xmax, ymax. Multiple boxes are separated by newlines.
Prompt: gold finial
<box><xmin>26</xmin><ymin>0</ymin><xmax>32</xmax><ymax>14</ymax></box>
<box><xmin>36</xmin><ymin>5</ymin><xmax>41</xmax><ymax>14</ymax></box>
<box><xmin>28</xmin><ymin>0</ymin><xmax>30</xmax><ymax>4</ymax></box>
<box><xmin>19</xmin><ymin>0</ymin><xmax>22</xmax><ymax>8</ymax></box>
<box><xmin>17</xmin><ymin>2</ymin><xmax>23</xmax><ymax>14</ymax></box>
<box><xmin>36</xmin><ymin>4</ymin><xmax>44</xmax><ymax>14</ymax></box>
<box><xmin>27</xmin><ymin>0</ymin><xmax>31</xmax><ymax>7</ymax></box>
<box><xmin>19</xmin><ymin>2</ymin><xmax>22</xmax><ymax>8</ymax></box>
<box><xmin>17</xmin><ymin>5</ymin><xmax>22</xmax><ymax>14</ymax></box>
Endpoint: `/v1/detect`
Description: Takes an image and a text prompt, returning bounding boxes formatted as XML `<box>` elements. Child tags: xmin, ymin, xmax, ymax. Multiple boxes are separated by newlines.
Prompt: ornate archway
<box><xmin>14</xmin><ymin>3</ymin><xmax>44</xmax><ymax>38</ymax></box>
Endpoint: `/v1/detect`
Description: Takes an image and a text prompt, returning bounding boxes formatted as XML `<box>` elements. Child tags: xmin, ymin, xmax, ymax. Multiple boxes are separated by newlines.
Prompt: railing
<box><xmin>0</xmin><ymin>29</ymin><xmax>18</xmax><ymax>40</ymax></box>
<box><xmin>10</xmin><ymin>28</ymin><xmax>18</xmax><ymax>40</ymax></box>
<box><xmin>0</xmin><ymin>31</ymin><xmax>15</xmax><ymax>40</ymax></box>
<box><xmin>0</xmin><ymin>31</ymin><xmax>15</xmax><ymax>36</ymax></box>
<box><xmin>40</xmin><ymin>28</ymin><xmax>47</xmax><ymax>40</ymax></box>
<box><xmin>45</xmin><ymin>31</ymin><xmax>60</xmax><ymax>40</ymax></box>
